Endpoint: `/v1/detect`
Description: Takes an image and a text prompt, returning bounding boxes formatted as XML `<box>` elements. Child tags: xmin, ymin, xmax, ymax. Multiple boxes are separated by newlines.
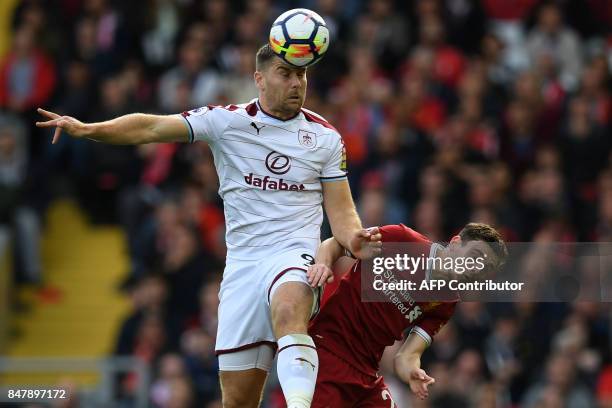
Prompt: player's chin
<box><xmin>286</xmin><ymin>96</ymin><xmax>304</xmax><ymax>108</ymax></box>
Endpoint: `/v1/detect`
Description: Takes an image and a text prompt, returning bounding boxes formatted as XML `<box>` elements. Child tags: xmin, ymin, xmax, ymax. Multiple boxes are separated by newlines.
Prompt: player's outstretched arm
<box><xmin>315</xmin><ymin>237</ymin><xmax>344</xmax><ymax>268</ymax></box>
<box><xmin>322</xmin><ymin>180</ymin><xmax>382</xmax><ymax>259</ymax></box>
<box><xmin>307</xmin><ymin>237</ymin><xmax>344</xmax><ymax>287</ymax></box>
<box><xmin>394</xmin><ymin>332</ymin><xmax>435</xmax><ymax>400</ymax></box>
<box><xmin>36</xmin><ymin>108</ymin><xmax>190</xmax><ymax>145</ymax></box>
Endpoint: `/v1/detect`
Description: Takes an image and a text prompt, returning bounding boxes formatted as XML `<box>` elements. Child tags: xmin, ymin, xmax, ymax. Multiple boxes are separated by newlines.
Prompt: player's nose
<box><xmin>289</xmin><ymin>74</ymin><xmax>301</xmax><ymax>88</ymax></box>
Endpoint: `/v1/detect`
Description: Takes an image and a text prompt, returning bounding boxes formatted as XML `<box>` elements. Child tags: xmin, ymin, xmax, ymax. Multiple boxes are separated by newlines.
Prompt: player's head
<box><xmin>254</xmin><ymin>44</ymin><xmax>307</xmax><ymax>118</ymax></box>
<box><xmin>446</xmin><ymin>222</ymin><xmax>508</xmax><ymax>276</ymax></box>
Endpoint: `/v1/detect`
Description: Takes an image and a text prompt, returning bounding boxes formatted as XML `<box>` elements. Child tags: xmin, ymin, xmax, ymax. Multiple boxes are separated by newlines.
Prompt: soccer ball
<box><xmin>269</xmin><ymin>8</ymin><xmax>330</xmax><ymax>67</ymax></box>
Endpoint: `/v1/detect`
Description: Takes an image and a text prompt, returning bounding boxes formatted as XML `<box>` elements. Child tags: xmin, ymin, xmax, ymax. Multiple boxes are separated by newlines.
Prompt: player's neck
<box><xmin>429</xmin><ymin>246</ymin><xmax>451</xmax><ymax>281</ymax></box>
<box><xmin>258</xmin><ymin>97</ymin><xmax>300</xmax><ymax>121</ymax></box>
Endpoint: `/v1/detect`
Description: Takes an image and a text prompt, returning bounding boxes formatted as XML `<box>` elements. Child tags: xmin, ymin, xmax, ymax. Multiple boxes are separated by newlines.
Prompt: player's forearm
<box><xmin>84</xmin><ymin>113</ymin><xmax>167</xmax><ymax>145</ymax></box>
<box><xmin>328</xmin><ymin>206</ymin><xmax>362</xmax><ymax>251</ymax></box>
<box><xmin>394</xmin><ymin>342</ymin><xmax>425</xmax><ymax>385</ymax></box>
<box><xmin>394</xmin><ymin>352</ymin><xmax>422</xmax><ymax>382</ymax></box>
<box><xmin>315</xmin><ymin>237</ymin><xmax>344</xmax><ymax>268</ymax></box>
<box><xmin>394</xmin><ymin>332</ymin><xmax>428</xmax><ymax>380</ymax></box>
<box><xmin>322</xmin><ymin>180</ymin><xmax>363</xmax><ymax>252</ymax></box>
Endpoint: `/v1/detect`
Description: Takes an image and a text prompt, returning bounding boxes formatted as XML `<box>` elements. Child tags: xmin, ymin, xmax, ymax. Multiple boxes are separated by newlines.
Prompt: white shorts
<box><xmin>218</xmin><ymin>344</ymin><xmax>275</xmax><ymax>372</ymax></box>
<box><xmin>215</xmin><ymin>247</ymin><xmax>320</xmax><ymax>367</ymax></box>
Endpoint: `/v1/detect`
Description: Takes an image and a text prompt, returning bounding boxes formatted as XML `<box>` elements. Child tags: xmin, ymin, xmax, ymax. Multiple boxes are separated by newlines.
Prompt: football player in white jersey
<box><xmin>36</xmin><ymin>44</ymin><xmax>382</xmax><ymax>408</ymax></box>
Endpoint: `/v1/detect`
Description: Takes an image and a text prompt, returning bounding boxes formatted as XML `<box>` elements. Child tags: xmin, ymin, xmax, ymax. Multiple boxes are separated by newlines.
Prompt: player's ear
<box><xmin>450</xmin><ymin>235</ymin><xmax>461</xmax><ymax>244</ymax></box>
<box><xmin>254</xmin><ymin>71</ymin><xmax>264</xmax><ymax>91</ymax></box>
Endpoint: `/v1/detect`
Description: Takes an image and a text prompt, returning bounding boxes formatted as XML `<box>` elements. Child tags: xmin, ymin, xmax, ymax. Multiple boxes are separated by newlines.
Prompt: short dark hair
<box><xmin>459</xmin><ymin>222</ymin><xmax>508</xmax><ymax>266</ymax></box>
<box><xmin>256</xmin><ymin>43</ymin><xmax>277</xmax><ymax>71</ymax></box>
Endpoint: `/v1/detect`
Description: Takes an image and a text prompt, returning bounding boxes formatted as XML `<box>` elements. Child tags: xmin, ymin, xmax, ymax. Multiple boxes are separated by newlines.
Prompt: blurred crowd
<box><xmin>1</xmin><ymin>0</ymin><xmax>611</xmax><ymax>407</ymax></box>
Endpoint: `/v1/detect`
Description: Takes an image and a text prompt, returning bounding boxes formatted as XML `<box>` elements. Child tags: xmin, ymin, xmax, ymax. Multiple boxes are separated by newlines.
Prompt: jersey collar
<box><xmin>255</xmin><ymin>99</ymin><xmax>302</xmax><ymax>122</ymax></box>
<box><xmin>425</xmin><ymin>243</ymin><xmax>444</xmax><ymax>282</ymax></box>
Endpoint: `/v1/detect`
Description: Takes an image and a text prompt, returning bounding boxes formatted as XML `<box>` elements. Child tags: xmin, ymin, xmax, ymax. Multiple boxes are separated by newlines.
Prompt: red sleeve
<box><xmin>410</xmin><ymin>302</ymin><xmax>457</xmax><ymax>346</ymax></box>
<box><xmin>379</xmin><ymin>224</ymin><xmax>430</xmax><ymax>244</ymax></box>
<box><xmin>321</xmin><ymin>257</ymin><xmax>358</xmax><ymax>307</ymax></box>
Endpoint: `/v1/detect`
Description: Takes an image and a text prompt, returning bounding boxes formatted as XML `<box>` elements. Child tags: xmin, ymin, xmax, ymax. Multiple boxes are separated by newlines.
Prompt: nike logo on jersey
<box><xmin>250</xmin><ymin>122</ymin><xmax>265</xmax><ymax>134</ymax></box>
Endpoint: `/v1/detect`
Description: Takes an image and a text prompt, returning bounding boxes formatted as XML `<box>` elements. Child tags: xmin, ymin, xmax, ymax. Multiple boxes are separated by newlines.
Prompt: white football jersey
<box><xmin>181</xmin><ymin>99</ymin><xmax>347</xmax><ymax>261</ymax></box>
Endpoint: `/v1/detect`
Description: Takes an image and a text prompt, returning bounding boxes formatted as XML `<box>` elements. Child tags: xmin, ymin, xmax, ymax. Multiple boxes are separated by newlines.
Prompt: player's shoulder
<box><xmin>182</xmin><ymin>101</ymin><xmax>256</xmax><ymax>119</ymax></box>
<box><xmin>300</xmin><ymin>108</ymin><xmax>340</xmax><ymax>138</ymax></box>
<box><xmin>424</xmin><ymin>299</ymin><xmax>459</xmax><ymax>316</ymax></box>
<box><xmin>380</xmin><ymin>224</ymin><xmax>432</xmax><ymax>244</ymax></box>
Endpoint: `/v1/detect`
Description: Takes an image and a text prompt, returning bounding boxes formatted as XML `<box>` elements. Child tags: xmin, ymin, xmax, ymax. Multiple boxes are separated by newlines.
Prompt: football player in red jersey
<box><xmin>306</xmin><ymin>223</ymin><xmax>507</xmax><ymax>407</ymax></box>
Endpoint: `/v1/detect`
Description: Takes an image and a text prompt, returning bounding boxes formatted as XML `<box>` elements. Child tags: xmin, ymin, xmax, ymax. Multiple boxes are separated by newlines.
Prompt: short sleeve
<box><xmin>379</xmin><ymin>224</ymin><xmax>431</xmax><ymax>244</ymax></box>
<box><xmin>410</xmin><ymin>302</ymin><xmax>457</xmax><ymax>346</ymax></box>
<box><xmin>180</xmin><ymin>106</ymin><xmax>225</xmax><ymax>144</ymax></box>
<box><xmin>320</xmin><ymin>135</ymin><xmax>347</xmax><ymax>181</ymax></box>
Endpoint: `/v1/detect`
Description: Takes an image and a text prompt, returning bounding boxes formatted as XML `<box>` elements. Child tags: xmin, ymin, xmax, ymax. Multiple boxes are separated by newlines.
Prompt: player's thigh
<box><xmin>270</xmin><ymin>280</ymin><xmax>314</xmax><ymax>336</ymax></box>
<box><xmin>219</xmin><ymin>369</ymin><xmax>268</xmax><ymax>408</ymax></box>
<box><xmin>266</xmin><ymin>248</ymin><xmax>320</xmax><ymax>337</ymax></box>
<box><xmin>313</xmin><ymin>346</ymin><xmax>364</xmax><ymax>408</ymax></box>
<box><xmin>355</xmin><ymin>379</ymin><xmax>397</xmax><ymax>408</ymax></box>
<box><xmin>216</xmin><ymin>260</ymin><xmax>275</xmax><ymax>354</ymax></box>
<box><xmin>218</xmin><ymin>343</ymin><xmax>275</xmax><ymax>407</ymax></box>
<box><xmin>311</xmin><ymin>380</ymin><xmax>356</xmax><ymax>408</ymax></box>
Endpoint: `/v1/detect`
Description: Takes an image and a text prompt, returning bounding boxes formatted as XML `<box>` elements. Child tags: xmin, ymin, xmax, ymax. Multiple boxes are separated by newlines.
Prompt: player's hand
<box><xmin>348</xmin><ymin>226</ymin><xmax>382</xmax><ymax>260</ymax></box>
<box><xmin>407</xmin><ymin>368</ymin><xmax>435</xmax><ymax>400</ymax></box>
<box><xmin>36</xmin><ymin>108</ymin><xmax>88</xmax><ymax>144</ymax></box>
<box><xmin>307</xmin><ymin>263</ymin><xmax>333</xmax><ymax>287</ymax></box>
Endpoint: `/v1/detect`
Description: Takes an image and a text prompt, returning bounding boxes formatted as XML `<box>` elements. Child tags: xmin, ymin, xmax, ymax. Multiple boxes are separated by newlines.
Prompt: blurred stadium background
<box><xmin>0</xmin><ymin>0</ymin><xmax>611</xmax><ymax>407</ymax></box>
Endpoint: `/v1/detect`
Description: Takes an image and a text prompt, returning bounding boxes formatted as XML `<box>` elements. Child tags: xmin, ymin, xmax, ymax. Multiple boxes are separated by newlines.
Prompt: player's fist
<box><xmin>307</xmin><ymin>263</ymin><xmax>333</xmax><ymax>287</ymax></box>
<box><xmin>36</xmin><ymin>108</ymin><xmax>89</xmax><ymax>144</ymax></box>
<box><xmin>348</xmin><ymin>226</ymin><xmax>382</xmax><ymax>260</ymax></box>
<box><xmin>407</xmin><ymin>368</ymin><xmax>435</xmax><ymax>400</ymax></box>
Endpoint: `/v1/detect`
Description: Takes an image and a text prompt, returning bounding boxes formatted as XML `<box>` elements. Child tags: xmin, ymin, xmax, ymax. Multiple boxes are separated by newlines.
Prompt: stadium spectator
<box><xmin>362</xmin><ymin>0</ymin><xmax>409</xmax><ymax>69</ymax></box>
<box><xmin>161</xmin><ymin>222</ymin><xmax>210</xmax><ymax>320</ymax></box>
<box><xmin>180</xmin><ymin>328</ymin><xmax>220</xmax><ymax>403</ymax></box>
<box><xmin>140</xmin><ymin>0</ymin><xmax>180</xmax><ymax>68</ymax></box>
<box><xmin>526</xmin><ymin>2</ymin><xmax>583</xmax><ymax>91</ymax></box>
<box><xmin>0</xmin><ymin>24</ymin><xmax>55</xmax><ymax>113</ymax></box>
<box><xmin>115</xmin><ymin>273</ymin><xmax>182</xmax><ymax>355</ymax></box>
<box><xmin>157</xmin><ymin>37</ymin><xmax>222</xmax><ymax>113</ymax></box>
<box><xmin>219</xmin><ymin>44</ymin><xmax>259</xmax><ymax>104</ymax></box>
<box><xmin>481</xmin><ymin>32</ymin><xmax>514</xmax><ymax>87</ymax></box>
<box><xmin>0</xmin><ymin>113</ymin><xmax>41</xmax><ymax>286</ymax></box>
<box><xmin>192</xmin><ymin>276</ymin><xmax>221</xmax><ymax>339</ymax></box>
<box><xmin>78</xmin><ymin>0</ymin><xmax>128</xmax><ymax>76</ymax></box>
<box><xmin>150</xmin><ymin>353</ymin><xmax>193</xmax><ymax>407</ymax></box>
<box><xmin>481</xmin><ymin>0</ymin><xmax>536</xmax><ymax>73</ymax></box>
<box><xmin>522</xmin><ymin>352</ymin><xmax>595</xmax><ymax>407</ymax></box>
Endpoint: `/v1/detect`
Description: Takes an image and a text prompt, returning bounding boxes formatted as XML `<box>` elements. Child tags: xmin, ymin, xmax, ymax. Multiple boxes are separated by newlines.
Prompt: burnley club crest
<box><xmin>298</xmin><ymin>130</ymin><xmax>317</xmax><ymax>149</ymax></box>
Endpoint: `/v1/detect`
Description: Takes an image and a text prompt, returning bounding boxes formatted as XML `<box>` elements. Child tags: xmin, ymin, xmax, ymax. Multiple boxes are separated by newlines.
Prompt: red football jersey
<box><xmin>309</xmin><ymin>224</ymin><xmax>457</xmax><ymax>378</ymax></box>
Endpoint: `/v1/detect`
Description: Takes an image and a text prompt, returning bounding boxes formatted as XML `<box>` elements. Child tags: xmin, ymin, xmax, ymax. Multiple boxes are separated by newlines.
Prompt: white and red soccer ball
<box><xmin>269</xmin><ymin>8</ymin><xmax>330</xmax><ymax>67</ymax></box>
